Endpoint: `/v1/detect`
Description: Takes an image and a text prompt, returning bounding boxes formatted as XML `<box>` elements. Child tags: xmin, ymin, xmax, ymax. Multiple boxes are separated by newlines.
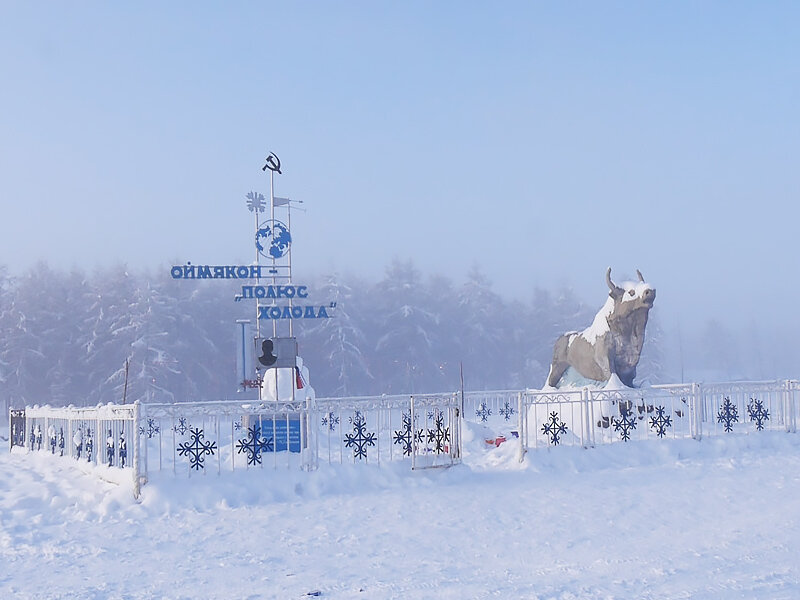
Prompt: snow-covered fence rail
<box><xmin>12</xmin><ymin>403</ymin><xmax>141</xmax><ymax>497</ymax></box>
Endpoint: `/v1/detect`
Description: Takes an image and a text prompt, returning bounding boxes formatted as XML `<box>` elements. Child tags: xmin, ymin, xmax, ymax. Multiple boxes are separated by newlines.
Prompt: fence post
<box><xmin>691</xmin><ymin>383</ymin><xmax>703</xmax><ymax>441</ymax></box>
<box><xmin>581</xmin><ymin>387</ymin><xmax>594</xmax><ymax>448</ymax></box>
<box><xmin>132</xmin><ymin>401</ymin><xmax>141</xmax><ymax>500</ymax></box>
<box><xmin>785</xmin><ymin>380</ymin><xmax>796</xmax><ymax>433</ymax></box>
<box><xmin>584</xmin><ymin>388</ymin><xmax>596</xmax><ymax>448</ymax></box>
<box><xmin>517</xmin><ymin>391</ymin><xmax>526</xmax><ymax>463</ymax></box>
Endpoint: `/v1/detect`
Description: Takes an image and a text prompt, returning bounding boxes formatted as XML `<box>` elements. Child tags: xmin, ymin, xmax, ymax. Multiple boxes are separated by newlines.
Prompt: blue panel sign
<box><xmin>257</xmin><ymin>415</ymin><xmax>302</xmax><ymax>453</ymax></box>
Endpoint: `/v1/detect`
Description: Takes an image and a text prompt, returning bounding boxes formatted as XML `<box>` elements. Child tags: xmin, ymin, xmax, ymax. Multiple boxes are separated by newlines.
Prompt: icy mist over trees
<box><xmin>2</xmin><ymin>259</ymin><xmax>789</xmax><ymax>408</ymax></box>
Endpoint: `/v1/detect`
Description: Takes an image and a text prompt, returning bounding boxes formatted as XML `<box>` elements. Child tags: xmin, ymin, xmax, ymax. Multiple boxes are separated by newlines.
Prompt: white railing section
<box><xmin>315</xmin><ymin>393</ymin><xmax>461</xmax><ymax>469</ymax></box>
<box><xmin>517</xmin><ymin>380</ymin><xmax>798</xmax><ymax>459</ymax></box>
<box><xmin>138</xmin><ymin>398</ymin><xmax>316</xmax><ymax>479</ymax></box>
<box><xmin>18</xmin><ymin>403</ymin><xmax>140</xmax><ymax>497</ymax></box>
<box><xmin>10</xmin><ymin>380</ymin><xmax>799</xmax><ymax>497</ymax></box>
<box><xmin>11</xmin><ymin>393</ymin><xmax>463</xmax><ymax>497</ymax></box>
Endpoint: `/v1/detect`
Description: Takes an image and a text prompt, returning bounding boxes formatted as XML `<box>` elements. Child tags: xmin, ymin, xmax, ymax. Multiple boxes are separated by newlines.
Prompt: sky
<box><xmin>1</xmin><ymin>2</ymin><xmax>799</xmax><ymax>334</ymax></box>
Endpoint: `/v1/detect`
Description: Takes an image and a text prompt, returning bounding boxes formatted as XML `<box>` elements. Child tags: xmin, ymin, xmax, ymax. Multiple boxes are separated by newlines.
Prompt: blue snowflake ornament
<box><xmin>321</xmin><ymin>412</ymin><xmax>340</xmax><ymax>431</ymax></box>
<box><xmin>344</xmin><ymin>412</ymin><xmax>376</xmax><ymax>460</ymax></box>
<box><xmin>236</xmin><ymin>425</ymin><xmax>272</xmax><ymax>465</ymax></box>
<box><xmin>426</xmin><ymin>411</ymin><xmax>450</xmax><ymax>454</ymax></box>
<box><xmin>649</xmin><ymin>406</ymin><xmax>672</xmax><ymax>438</ymax></box>
<box><xmin>393</xmin><ymin>412</ymin><xmax>423</xmax><ymax>456</ymax></box>
<box><xmin>541</xmin><ymin>412</ymin><xmax>568</xmax><ymax>445</ymax></box>
<box><xmin>139</xmin><ymin>418</ymin><xmax>161</xmax><ymax>439</ymax></box>
<box><xmin>173</xmin><ymin>417</ymin><xmax>190</xmax><ymax>436</ymax></box>
<box><xmin>612</xmin><ymin>414</ymin><xmax>637</xmax><ymax>441</ymax></box>
<box><xmin>177</xmin><ymin>428</ymin><xmax>218</xmax><ymax>470</ymax></box>
<box><xmin>499</xmin><ymin>401</ymin><xmax>516</xmax><ymax>421</ymax></box>
<box><xmin>476</xmin><ymin>402</ymin><xmax>492</xmax><ymax>422</ymax></box>
<box><xmin>747</xmin><ymin>399</ymin><xmax>770</xmax><ymax>431</ymax></box>
<box><xmin>717</xmin><ymin>397</ymin><xmax>739</xmax><ymax>432</ymax></box>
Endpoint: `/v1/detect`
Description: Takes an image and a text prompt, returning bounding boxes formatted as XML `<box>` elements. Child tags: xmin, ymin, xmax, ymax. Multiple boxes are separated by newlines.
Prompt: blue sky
<box><xmin>1</xmin><ymin>2</ymin><xmax>798</xmax><ymax>332</ymax></box>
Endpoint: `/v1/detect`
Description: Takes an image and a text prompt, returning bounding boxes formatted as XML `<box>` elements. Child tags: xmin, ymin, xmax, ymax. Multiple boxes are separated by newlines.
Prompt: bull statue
<box><xmin>546</xmin><ymin>268</ymin><xmax>655</xmax><ymax>388</ymax></box>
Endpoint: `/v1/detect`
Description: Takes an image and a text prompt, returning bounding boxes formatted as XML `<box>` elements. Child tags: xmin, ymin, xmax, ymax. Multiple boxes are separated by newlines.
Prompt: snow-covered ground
<box><xmin>2</xmin><ymin>422</ymin><xmax>800</xmax><ymax>599</ymax></box>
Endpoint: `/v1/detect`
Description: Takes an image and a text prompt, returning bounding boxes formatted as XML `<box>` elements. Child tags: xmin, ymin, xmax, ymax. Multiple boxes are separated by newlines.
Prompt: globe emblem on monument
<box><xmin>255</xmin><ymin>220</ymin><xmax>292</xmax><ymax>259</ymax></box>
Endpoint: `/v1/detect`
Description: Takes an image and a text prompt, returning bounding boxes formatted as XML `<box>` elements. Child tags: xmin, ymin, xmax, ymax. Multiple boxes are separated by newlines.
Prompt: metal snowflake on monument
<box><xmin>499</xmin><ymin>401</ymin><xmax>515</xmax><ymax>421</ymax></box>
<box><xmin>139</xmin><ymin>418</ymin><xmax>161</xmax><ymax>439</ymax></box>
<box><xmin>717</xmin><ymin>397</ymin><xmax>739</xmax><ymax>432</ymax></box>
<box><xmin>476</xmin><ymin>402</ymin><xmax>491</xmax><ymax>422</ymax></box>
<box><xmin>344</xmin><ymin>411</ymin><xmax>376</xmax><ymax>460</ymax></box>
<box><xmin>541</xmin><ymin>412</ymin><xmax>568</xmax><ymax>445</ymax></box>
<box><xmin>612</xmin><ymin>414</ymin><xmax>637</xmax><ymax>441</ymax></box>
<box><xmin>234</xmin><ymin>418</ymin><xmax>243</xmax><ymax>431</ymax></box>
<box><xmin>177</xmin><ymin>428</ymin><xmax>218</xmax><ymax>470</ymax></box>
<box><xmin>246</xmin><ymin>191</ymin><xmax>267</xmax><ymax>213</ymax></box>
<box><xmin>173</xmin><ymin>417</ymin><xmax>190</xmax><ymax>436</ymax></box>
<box><xmin>747</xmin><ymin>398</ymin><xmax>770</xmax><ymax>431</ymax></box>
<box><xmin>393</xmin><ymin>412</ymin><xmax>423</xmax><ymax>456</ymax></box>
<box><xmin>426</xmin><ymin>411</ymin><xmax>450</xmax><ymax>454</ymax></box>
<box><xmin>648</xmin><ymin>406</ymin><xmax>672</xmax><ymax>438</ymax></box>
<box><xmin>321</xmin><ymin>412</ymin><xmax>340</xmax><ymax>431</ymax></box>
<box><xmin>236</xmin><ymin>425</ymin><xmax>273</xmax><ymax>465</ymax></box>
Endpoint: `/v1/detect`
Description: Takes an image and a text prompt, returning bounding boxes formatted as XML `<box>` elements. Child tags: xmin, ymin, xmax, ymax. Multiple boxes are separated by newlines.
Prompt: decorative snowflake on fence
<box><xmin>612</xmin><ymin>414</ymin><xmax>637</xmax><ymax>441</ymax></box>
<box><xmin>747</xmin><ymin>399</ymin><xmax>770</xmax><ymax>431</ymax></box>
<box><xmin>177</xmin><ymin>428</ymin><xmax>218</xmax><ymax>470</ymax></box>
<box><xmin>426</xmin><ymin>411</ymin><xmax>450</xmax><ymax>454</ymax></box>
<box><xmin>236</xmin><ymin>425</ymin><xmax>273</xmax><ymax>465</ymax></box>
<box><xmin>499</xmin><ymin>401</ymin><xmax>515</xmax><ymax>421</ymax></box>
<box><xmin>139</xmin><ymin>418</ymin><xmax>161</xmax><ymax>439</ymax></box>
<box><xmin>541</xmin><ymin>412</ymin><xmax>568</xmax><ymax>445</ymax></box>
<box><xmin>649</xmin><ymin>406</ymin><xmax>672</xmax><ymax>438</ymax></box>
<box><xmin>344</xmin><ymin>412</ymin><xmax>376</xmax><ymax>460</ymax></box>
<box><xmin>717</xmin><ymin>397</ymin><xmax>739</xmax><ymax>432</ymax></box>
<box><xmin>393</xmin><ymin>412</ymin><xmax>423</xmax><ymax>456</ymax></box>
<box><xmin>476</xmin><ymin>402</ymin><xmax>491</xmax><ymax>422</ymax></box>
<box><xmin>234</xmin><ymin>418</ymin><xmax>243</xmax><ymax>431</ymax></box>
<box><xmin>173</xmin><ymin>417</ymin><xmax>190</xmax><ymax>436</ymax></box>
<box><xmin>321</xmin><ymin>412</ymin><xmax>340</xmax><ymax>431</ymax></box>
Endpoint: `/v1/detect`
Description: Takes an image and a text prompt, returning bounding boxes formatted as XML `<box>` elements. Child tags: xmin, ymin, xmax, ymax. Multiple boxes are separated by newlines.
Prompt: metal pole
<box><xmin>255</xmin><ymin>192</ymin><xmax>261</xmax><ymax>341</ymax></box>
<box><xmin>133</xmin><ymin>402</ymin><xmax>141</xmax><ymax>499</ymax></box>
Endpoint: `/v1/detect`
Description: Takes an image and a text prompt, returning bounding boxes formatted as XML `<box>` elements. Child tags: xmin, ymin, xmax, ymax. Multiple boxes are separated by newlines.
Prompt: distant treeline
<box><xmin>0</xmin><ymin>260</ymin><xmax>667</xmax><ymax>407</ymax></box>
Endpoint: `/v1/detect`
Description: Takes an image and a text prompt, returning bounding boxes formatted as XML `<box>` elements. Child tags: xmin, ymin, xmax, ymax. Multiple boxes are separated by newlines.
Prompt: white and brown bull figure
<box><xmin>546</xmin><ymin>268</ymin><xmax>655</xmax><ymax>388</ymax></box>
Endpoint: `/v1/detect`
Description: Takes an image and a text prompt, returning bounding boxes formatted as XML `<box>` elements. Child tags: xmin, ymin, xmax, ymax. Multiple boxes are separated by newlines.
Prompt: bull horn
<box><xmin>636</xmin><ymin>269</ymin><xmax>645</xmax><ymax>282</ymax></box>
<box><xmin>606</xmin><ymin>267</ymin><xmax>621</xmax><ymax>292</ymax></box>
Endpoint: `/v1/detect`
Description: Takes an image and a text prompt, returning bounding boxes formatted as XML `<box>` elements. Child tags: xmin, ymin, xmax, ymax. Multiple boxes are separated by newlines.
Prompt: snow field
<box><xmin>1</xmin><ymin>422</ymin><xmax>800</xmax><ymax>599</ymax></box>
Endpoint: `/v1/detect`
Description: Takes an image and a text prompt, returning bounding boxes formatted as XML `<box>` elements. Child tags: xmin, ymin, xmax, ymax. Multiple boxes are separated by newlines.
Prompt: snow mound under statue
<box><xmin>546</xmin><ymin>268</ymin><xmax>655</xmax><ymax>389</ymax></box>
<box><xmin>259</xmin><ymin>355</ymin><xmax>315</xmax><ymax>402</ymax></box>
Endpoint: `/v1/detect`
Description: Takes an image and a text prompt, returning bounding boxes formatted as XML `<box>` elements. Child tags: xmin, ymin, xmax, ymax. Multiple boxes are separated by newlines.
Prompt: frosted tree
<box><xmin>369</xmin><ymin>259</ymin><xmax>442</xmax><ymax>394</ymax></box>
<box><xmin>455</xmin><ymin>265</ymin><xmax>509</xmax><ymax>390</ymax></box>
<box><xmin>297</xmin><ymin>272</ymin><xmax>373</xmax><ymax>396</ymax></box>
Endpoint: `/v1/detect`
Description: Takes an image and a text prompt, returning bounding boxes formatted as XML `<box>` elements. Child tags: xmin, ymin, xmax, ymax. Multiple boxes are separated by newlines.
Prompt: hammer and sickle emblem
<box><xmin>262</xmin><ymin>152</ymin><xmax>282</xmax><ymax>174</ymax></box>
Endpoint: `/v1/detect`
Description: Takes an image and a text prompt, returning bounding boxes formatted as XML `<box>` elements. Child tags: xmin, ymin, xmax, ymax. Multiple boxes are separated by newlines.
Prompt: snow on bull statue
<box><xmin>546</xmin><ymin>268</ymin><xmax>655</xmax><ymax>388</ymax></box>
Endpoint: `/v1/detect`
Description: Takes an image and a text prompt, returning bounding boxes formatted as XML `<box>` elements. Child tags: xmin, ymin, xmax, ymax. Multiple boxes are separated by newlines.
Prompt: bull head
<box><xmin>606</xmin><ymin>267</ymin><xmax>655</xmax><ymax>307</ymax></box>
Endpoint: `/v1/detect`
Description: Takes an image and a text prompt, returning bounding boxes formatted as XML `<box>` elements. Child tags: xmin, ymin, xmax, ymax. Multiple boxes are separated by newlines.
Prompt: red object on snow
<box><xmin>494</xmin><ymin>436</ymin><xmax>507</xmax><ymax>447</ymax></box>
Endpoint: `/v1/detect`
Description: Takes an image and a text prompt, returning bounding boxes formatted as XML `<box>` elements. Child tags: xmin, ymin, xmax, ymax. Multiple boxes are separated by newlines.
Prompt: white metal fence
<box><xmin>10</xmin><ymin>380</ymin><xmax>799</xmax><ymax>498</ymax></box>
<box><xmin>11</xmin><ymin>393</ymin><xmax>462</xmax><ymax>498</ymax></box>
<box><xmin>13</xmin><ymin>403</ymin><xmax>141</xmax><ymax>495</ymax></box>
<box><xmin>516</xmin><ymin>380</ymin><xmax>798</xmax><ymax>457</ymax></box>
